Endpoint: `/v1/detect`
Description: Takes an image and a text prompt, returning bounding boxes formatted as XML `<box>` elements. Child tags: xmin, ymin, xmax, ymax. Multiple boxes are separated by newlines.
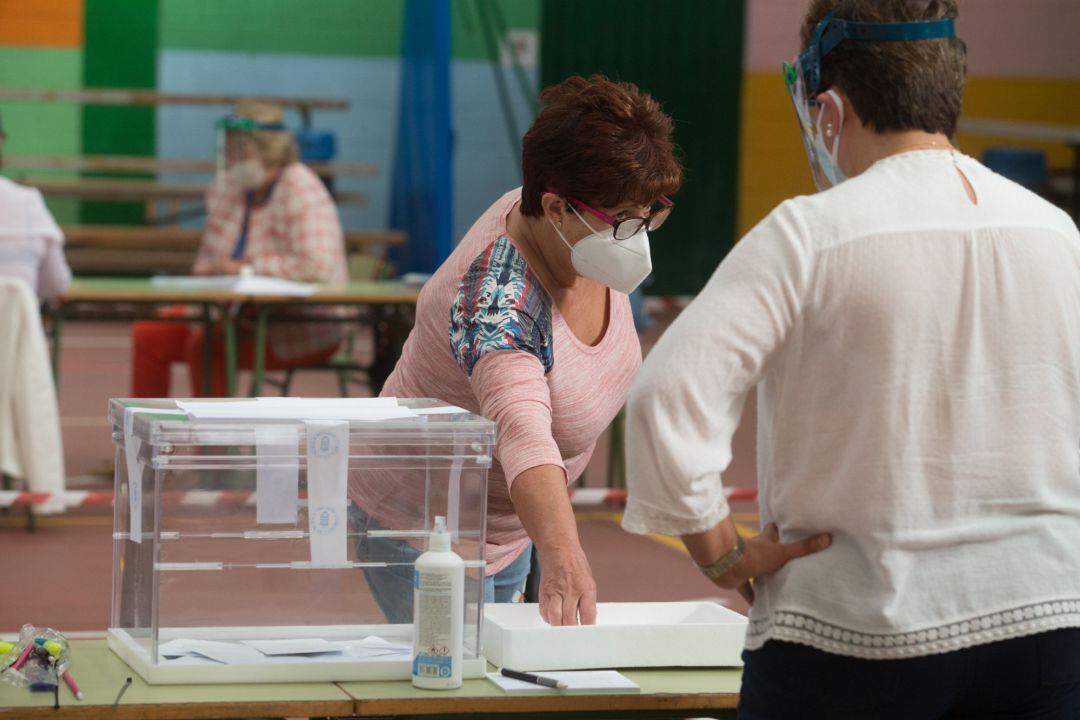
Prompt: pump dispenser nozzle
<box><xmin>429</xmin><ymin>515</ymin><xmax>451</xmax><ymax>552</ymax></box>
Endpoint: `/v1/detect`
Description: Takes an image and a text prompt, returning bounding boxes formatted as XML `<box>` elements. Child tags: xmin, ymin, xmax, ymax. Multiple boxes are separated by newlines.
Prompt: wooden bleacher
<box><xmin>3</xmin><ymin>85</ymin><xmax>402</xmax><ymax>274</ymax></box>
<box><xmin>2</xmin><ymin>154</ymin><xmax>377</xmax><ymax>177</ymax></box>
<box><xmin>0</xmin><ymin>88</ymin><xmax>347</xmax><ymax>127</ymax></box>
<box><xmin>21</xmin><ymin>177</ymin><xmax>367</xmax><ymax>205</ymax></box>
<box><xmin>62</xmin><ymin>225</ymin><xmax>405</xmax><ymax>274</ymax></box>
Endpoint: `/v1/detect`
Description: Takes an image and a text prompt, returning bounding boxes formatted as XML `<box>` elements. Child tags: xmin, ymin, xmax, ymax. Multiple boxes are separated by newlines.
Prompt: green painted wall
<box><xmin>541</xmin><ymin>0</ymin><xmax>745</xmax><ymax>296</ymax></box>
<box><xmin>159</xmin><ymin>0</ymin><xmax>538</xmax><ymax>59</ymax></box>
<box><xmin>0</xmin><ymin>46</ymin><xmax>83</xmax><ymax>223</ymax></box>
<box><xmin>160</xmin><ymin>0</ymin><xmax>403</xmax><ymax>57</ymax></box>
<box><xmin>451</xmin><ymin>0</ymin><xmax>539</xmax><ymax>60</ymax></box>
<box><xmin>81</xmin><ymin>0</ymin><xmax>158</xmax><ymax>225</ymax></box>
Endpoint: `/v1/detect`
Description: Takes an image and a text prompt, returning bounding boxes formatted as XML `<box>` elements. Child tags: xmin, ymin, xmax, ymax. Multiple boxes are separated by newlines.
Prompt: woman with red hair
<box><xmin>354</xmin><ymin>75</ymin><xmax>681</xmax><ymax>625</ymax></box>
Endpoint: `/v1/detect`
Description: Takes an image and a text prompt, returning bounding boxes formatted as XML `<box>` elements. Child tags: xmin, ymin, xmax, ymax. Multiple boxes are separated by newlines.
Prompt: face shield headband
<box><xmin>215</xmin><ymin>115</ymin><xmax>289</xmax><ymax>173</ymax></box>
<box><xmin>782</xmin><ymin>12</ymin><xmax>956</xmax><ymax>190</ymax></box>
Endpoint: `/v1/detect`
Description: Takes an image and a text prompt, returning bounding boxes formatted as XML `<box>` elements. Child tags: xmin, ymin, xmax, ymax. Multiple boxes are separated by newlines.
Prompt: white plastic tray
<box><xmin>482</xmin><ymin>601</ymin><xmax>747</xmax><ymax>671</ymax></box>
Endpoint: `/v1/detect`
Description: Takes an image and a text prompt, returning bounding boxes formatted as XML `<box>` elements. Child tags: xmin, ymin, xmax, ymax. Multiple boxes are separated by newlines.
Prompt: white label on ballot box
<box><xmin>255</xmin><ymin>426</ymin><xmax>300</xmax><ymax>524</ymax></box>
<box><xmin>123</xmin><ymin>407</ymin><xmax>143</xmax><ymax>544</ymax></box>
<box><xmin>305</xmin><ymin>420</ymin><xmax>349</xmax><ymax>566</ymax></box>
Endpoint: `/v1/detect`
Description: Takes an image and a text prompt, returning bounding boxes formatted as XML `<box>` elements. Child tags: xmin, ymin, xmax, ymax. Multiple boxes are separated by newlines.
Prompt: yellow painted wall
<box><xmin>737</xmin><ymin>72</ymin><xmax>815</xmax><ymax>236</ymax></box>
<box><xmin>737</xmin><ymin>73</ymin><xmax>1080</xmax><ymax>236</ymax></box>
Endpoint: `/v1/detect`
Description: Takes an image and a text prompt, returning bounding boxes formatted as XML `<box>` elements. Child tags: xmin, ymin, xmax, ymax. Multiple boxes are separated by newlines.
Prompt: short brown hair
<box><xmin>520</xmin><ymin>75</ymin><xmax>682</xmax><ymax>217</ymax></box>
<box><xmin>800</xmin><ymin>0</ymin><xmax>967</xmax><ymax>137</ymax></box>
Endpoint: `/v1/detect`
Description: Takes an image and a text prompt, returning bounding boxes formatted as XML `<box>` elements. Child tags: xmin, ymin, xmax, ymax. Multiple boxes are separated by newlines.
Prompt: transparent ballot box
<box><xmin>107</xmin><ymin>398</ymin><xmax>493</xmax><ymax>684</ymax></box>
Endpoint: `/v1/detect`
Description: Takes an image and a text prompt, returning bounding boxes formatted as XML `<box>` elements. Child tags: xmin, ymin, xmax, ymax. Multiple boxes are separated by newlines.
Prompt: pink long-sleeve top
<box><xmin>374</xmin><ymin>189</ymin><xmax>641</xmax><ymax>575</ymax></box>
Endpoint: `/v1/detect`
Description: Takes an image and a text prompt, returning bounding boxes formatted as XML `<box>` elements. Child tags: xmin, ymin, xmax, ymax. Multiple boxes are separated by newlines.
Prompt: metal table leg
<box><xmin>201</xmin><ymin>303</ymin><xmax>214</xmax><ymax>397</ymax></box>
<box><xmin>48</xmin><ymin>303</ymin><xmax>64</xmax><ymax>388</ymax></box>
<box><xmin>223</xmin><ymin>309</ymin><xmax>237</xmax><ymax>398</ymax></box>
<box><xmin>249</xmin><ymin>306</ymin><xmax>270</xmax><ymax>397</ymax></box>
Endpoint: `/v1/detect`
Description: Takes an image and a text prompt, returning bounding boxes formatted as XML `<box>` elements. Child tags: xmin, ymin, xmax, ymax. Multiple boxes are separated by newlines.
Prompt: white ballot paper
<box><xmin>241</xmin><ymin>638</ymin><xmax>340</xmax><ymax>656</ymax></box>
<box><xmin>255</xmin><ymin>425</ymin><xmax>300</xmax><ymax>524</ymax></box>
<box><xmin>123</xmin><ymin>407</ymin><xmax>143</xmax><ymax>544</ymax></box>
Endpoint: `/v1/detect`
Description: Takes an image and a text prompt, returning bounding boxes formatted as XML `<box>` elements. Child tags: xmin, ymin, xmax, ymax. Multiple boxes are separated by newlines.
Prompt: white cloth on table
<box><xmin>0</xmin><ymin>278</ymin><xmax>65</xmax><ymax>496</ymax></box>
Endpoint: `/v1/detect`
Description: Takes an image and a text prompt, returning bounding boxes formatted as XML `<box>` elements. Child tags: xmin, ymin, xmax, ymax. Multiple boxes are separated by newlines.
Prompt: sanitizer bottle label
<box><xmin>413</xmin><ymin>570</ymin><xmax>455</xmax><ymax>679</ymax></box>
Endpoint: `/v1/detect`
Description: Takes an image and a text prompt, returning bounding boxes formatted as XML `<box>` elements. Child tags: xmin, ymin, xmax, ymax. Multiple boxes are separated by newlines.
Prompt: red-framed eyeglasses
<box><xmin>568</xmin><ymin>195</ymin><xmax>674</xmax><ymax>241</ymax></box>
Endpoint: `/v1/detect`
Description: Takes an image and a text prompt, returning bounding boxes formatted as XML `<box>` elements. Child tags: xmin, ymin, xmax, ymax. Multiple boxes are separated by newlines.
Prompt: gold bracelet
<box><xmin>695</xmin><ymin>534</ymin><xmax>746</xmax><ymax>581</ymax></box>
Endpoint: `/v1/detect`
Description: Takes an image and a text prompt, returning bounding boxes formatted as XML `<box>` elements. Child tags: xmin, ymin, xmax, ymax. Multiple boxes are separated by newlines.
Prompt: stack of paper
<box><xmin>151</xmin><ymin>274</ymin><xmax>318</xmax><ymax>296</ymax></box>
<box><xmin>157</xmin><ymin>636</ymin><xmax>412</xmax><ymax>665</ymax></box>
<box><xmin>174</xmin><ymin>397</ymin><xmax>469</xmax><ymax>422</ymax></box>
<box><xmin>486</xmin><ymin>670</ymin><xmax>640</xmax><ymax>695</ymax></box>
<box><xmin>176</xmin><ymin>397</ymin><xmax>418</xmax><ymax>421</ymax></box>
<box><xmin>335</xmin><ymin>636</ymin><xmax>412</xmax><ymax>660</ymax></box>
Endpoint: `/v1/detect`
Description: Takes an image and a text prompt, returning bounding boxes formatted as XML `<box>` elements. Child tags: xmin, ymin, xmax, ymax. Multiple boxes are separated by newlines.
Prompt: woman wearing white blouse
<box><xmin>0</xmin><ymin>112</ymin><xmax>71</xmax><ymax>302</ymax></box>
<box><xmin>625</xmin><ymin>1</ymin><xmax>1080</xmax><ymax>718</ymax></box>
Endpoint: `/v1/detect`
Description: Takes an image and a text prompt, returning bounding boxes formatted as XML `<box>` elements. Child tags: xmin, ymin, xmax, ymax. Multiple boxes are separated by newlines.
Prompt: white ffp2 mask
<box><xmin>226</xmin><ymin>158</ymin><xmax>267</xmax><ymax>191</ymax></box>
<box><xmin>550</xmin><ymin>205</ymin><xmax>652</xmax><ymax>294</ymax></box>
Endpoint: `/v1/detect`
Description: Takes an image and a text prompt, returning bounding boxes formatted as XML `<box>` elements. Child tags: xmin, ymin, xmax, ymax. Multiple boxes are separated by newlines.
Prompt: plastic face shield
<box><xmin>784</xmin><ymin>60</ymin><xmax>832</xmax><ymax>191</ymax></box>
<box><xmin>783</xmin><ymin>12</ymin><xmax>956</xmax><ymax>188</ymax></box>
<box><xmin>215</xmin><ymin>115</ymin><xmax>287</xmax><ymax>174</ymax></box>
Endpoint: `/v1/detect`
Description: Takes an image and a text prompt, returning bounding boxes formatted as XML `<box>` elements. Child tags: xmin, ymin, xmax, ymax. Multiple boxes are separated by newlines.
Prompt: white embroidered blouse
<box><xmin>624</xmin><ymin>150</ymin><xmax>1080</xmax><ymax>659</ymax></box>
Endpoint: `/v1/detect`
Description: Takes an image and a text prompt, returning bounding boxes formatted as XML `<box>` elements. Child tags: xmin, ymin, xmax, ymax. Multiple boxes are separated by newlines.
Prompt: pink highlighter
<box><xmin>11</xmin><ymin>643</ymin><xmax>34</xmax><ymax>670</ymax></box>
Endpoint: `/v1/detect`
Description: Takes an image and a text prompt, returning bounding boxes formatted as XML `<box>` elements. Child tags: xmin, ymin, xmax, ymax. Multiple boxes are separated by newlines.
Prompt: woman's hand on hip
<box><xmin>723</xmin><ymin>523</ymin><xmax>831</xmax><ymax>604</ymax></box>
<box><xmin>683</xmin><ymin>518</ymin><xmax>831</xmax><ymax>606</ymax></box>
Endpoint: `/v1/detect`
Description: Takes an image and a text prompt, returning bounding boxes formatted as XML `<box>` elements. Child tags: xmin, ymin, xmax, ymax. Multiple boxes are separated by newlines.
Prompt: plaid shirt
<box><xmin>197</xmin><ymin>163</ymin><xmax>348</xmax><ymax>360</ymax></box>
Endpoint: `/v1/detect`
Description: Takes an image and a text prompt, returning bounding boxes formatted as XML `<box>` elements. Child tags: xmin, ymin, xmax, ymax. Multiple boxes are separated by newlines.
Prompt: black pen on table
<box><xmin>500</xmin><ymin>668</ymin><xmax>568</xmax><ymax>689</ymax></box>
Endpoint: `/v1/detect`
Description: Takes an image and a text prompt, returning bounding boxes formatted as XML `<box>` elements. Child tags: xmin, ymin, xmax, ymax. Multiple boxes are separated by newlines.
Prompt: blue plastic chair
<box><xmin>982</xmin><ymin>147</ymin><xmax>1047</xmax><ymax>189</ymax></box>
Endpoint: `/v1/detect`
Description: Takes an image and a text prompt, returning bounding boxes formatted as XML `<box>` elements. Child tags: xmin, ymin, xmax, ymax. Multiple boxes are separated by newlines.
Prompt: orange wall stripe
<box><xmin>0</xmin><ymin>0</ymin><xmax>83</xmax><ymax>48</ymax></box>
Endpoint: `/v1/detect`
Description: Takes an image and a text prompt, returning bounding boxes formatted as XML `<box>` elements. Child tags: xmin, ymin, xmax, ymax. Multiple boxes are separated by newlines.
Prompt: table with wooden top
<box><xmin>0</xmin><ymin>639</ymin><xmax>741</xmax><ymax>719</ymax></box>
<box><xmin>232</xmin><ymin>280</ymin><xmax>422</xmax><ymax>398</ymax></box>
<box><xmin>49</xmin><ymin>277</ymin><xmax>420</xmax><ymax>398</ymax></box>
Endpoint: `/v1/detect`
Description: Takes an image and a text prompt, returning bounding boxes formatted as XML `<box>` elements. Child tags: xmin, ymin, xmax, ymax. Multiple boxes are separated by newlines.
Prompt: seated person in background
<box><xmin>0</xmin><ymin>110</ymin><xmax>72</xmax><ymax>301</ymax></box>
<box><xmin>131</xmin><ymin>99</ymin><xmax>348</xmax><ymax>397</ymax></box>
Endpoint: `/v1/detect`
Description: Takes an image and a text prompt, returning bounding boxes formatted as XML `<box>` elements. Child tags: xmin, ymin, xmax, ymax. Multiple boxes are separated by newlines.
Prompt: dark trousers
<box><xmin>739</xmin><ymin>628</ymin><xmax>1080</xmax><ymax>719</ymax></box>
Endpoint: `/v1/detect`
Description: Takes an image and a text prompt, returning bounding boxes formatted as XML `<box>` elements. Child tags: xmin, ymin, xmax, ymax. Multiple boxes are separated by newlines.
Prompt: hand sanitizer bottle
<box><xmin>412</xmin><ymin>515</ymin><xmax>464</xmax><ymax>689</ymax></box>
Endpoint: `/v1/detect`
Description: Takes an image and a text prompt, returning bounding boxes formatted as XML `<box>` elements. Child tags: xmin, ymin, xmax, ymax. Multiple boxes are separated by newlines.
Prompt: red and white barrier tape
<box><xmin>0</xmin><ymin>486</ymin><xmax>758</xmax><ymax>512</ymax></box>
<box><xmin>567</xmin><ymin>486</ymin><xmax>757</xmax><ymax>507</ymax></box>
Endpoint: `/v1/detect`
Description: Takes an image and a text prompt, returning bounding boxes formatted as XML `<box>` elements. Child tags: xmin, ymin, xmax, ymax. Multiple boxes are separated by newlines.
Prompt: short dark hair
<box><xmin>800</xmin><ymin>0</ymin><xmax>967</xmax><ymax>137</ymax></box>
<box><xmin>520</xmin><ymin>75</ymin><xmax>682</xmax><ymax>217</ymax></box>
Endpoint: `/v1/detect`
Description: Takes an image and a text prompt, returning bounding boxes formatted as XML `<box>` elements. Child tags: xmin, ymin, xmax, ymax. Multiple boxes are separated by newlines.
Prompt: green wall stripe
<box><xmin>452</xmin><ymin>0</ymin><xmax>539</xmax><ymax>61</ymax></box>
<box><xmin>541</xmin><ymin>0</ymin><xmax>745</xmax><ymax>296</ymax></box>
<box><xmin>159</xmin><ymin>0</ymin><xmax>538</xmax><ymax>60</ymax></box>
<box><xmin>81</xmin><ymin>0</ymin><xmax>158</xmax><ymax>226</ymax></box>
<box><xmin>0</xmin><ymin>47</ymin><xmax>83</xmax><ymax>224</ymax></box>
<box><xmin>160</xmin><ymin>0</ymin><xmax>404</xmax><ymax>57</ymax></box>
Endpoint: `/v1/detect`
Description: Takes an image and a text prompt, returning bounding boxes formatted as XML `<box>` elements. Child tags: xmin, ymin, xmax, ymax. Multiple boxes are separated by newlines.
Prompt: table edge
<box><xmin>348</xmin><ymin>691</ymin><xmax>739</xmax><ymax>716</ymax></box>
